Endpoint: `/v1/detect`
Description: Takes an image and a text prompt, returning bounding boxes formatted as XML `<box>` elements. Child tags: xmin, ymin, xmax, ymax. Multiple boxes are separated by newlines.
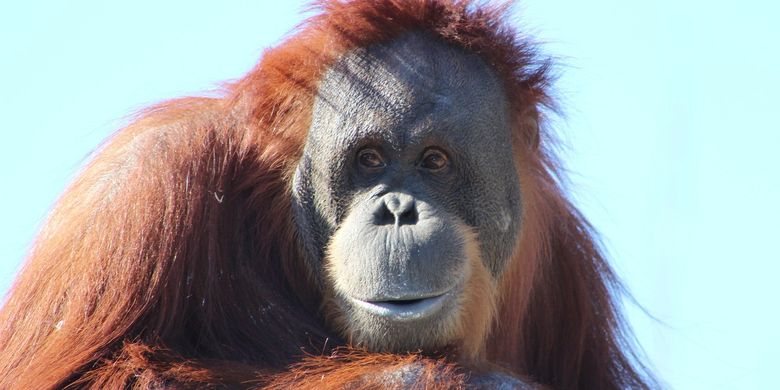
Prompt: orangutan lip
<box><xmin>350</xmin><ymin>292</ymin><xmax>450</xmax><ymax>321</ymax></box>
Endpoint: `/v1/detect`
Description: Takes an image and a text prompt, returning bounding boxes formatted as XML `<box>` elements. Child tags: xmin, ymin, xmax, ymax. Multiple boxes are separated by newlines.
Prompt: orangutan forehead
<box><xmin>311</xmin><ymin>31</ymin><xmax>510</xmax><ymax>148</ymax></box>
<box><xmin>316</xmin><ymin>32</ymin><xmax>506</xmax><ymax>117</ymax></box>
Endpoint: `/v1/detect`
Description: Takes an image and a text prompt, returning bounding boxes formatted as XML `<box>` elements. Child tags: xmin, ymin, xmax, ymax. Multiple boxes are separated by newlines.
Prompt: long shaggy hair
<box><xmin>0</xmin><ymin>1</ymin><xmax>656</xmax><ymax>389</ymax></box>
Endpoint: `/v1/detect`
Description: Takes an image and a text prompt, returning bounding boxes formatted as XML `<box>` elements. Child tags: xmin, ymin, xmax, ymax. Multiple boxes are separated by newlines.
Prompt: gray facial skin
<box><xmin>292</xmin><ymin>31</ymin><xmax>522</xmax><ymax>353</ymax></box>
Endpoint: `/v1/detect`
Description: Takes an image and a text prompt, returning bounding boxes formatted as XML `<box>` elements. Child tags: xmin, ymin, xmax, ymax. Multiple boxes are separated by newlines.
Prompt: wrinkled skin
<box><xmin>292</xmin><ymin>32</ymin><xmax>527</xmax><ymax>387</ymax></box>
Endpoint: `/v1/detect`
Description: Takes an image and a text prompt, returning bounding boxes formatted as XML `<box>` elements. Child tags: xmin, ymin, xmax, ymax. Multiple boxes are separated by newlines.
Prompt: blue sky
<box><xmin>1</xmin><ymin>1</ymin><xmax>778</xmax><ymax>388</ymax></box>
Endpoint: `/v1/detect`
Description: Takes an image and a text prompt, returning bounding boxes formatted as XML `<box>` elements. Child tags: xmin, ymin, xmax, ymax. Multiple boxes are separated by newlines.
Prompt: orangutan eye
<box><xmin>357</xmin><ymin>148</ymin><xmax>386</xmax><ymax>170</ymax></box>
<box><xmin>419</xmin><ymin>148</ymin><xmax>449</xmax><ymax>172</ymax></box>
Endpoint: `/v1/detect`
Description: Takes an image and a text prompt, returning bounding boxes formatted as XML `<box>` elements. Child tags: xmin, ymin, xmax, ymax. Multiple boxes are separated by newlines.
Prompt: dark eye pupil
<box><xmin>359</xmin><ymin>150</ymin><xmax>383</xmax><ymax>168</ymax></box>
<box><xmin>422</xmin><ymin>152</ymin><xmax>447</xmax><ymax>170</ymax></box>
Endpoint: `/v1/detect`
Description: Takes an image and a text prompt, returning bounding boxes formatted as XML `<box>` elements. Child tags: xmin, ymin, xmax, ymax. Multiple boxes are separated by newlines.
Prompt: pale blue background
<box><xmin>1</xmin><ymin>1</ymin><xmax>778</xmax><ymax>388</ymax></box>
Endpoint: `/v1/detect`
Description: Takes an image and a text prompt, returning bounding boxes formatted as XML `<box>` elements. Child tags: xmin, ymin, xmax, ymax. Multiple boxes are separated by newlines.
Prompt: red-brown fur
<box><xmin>0</xmin><ymin>1</ymin><xmax>655</xmax><ymax>388</ymax></box>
